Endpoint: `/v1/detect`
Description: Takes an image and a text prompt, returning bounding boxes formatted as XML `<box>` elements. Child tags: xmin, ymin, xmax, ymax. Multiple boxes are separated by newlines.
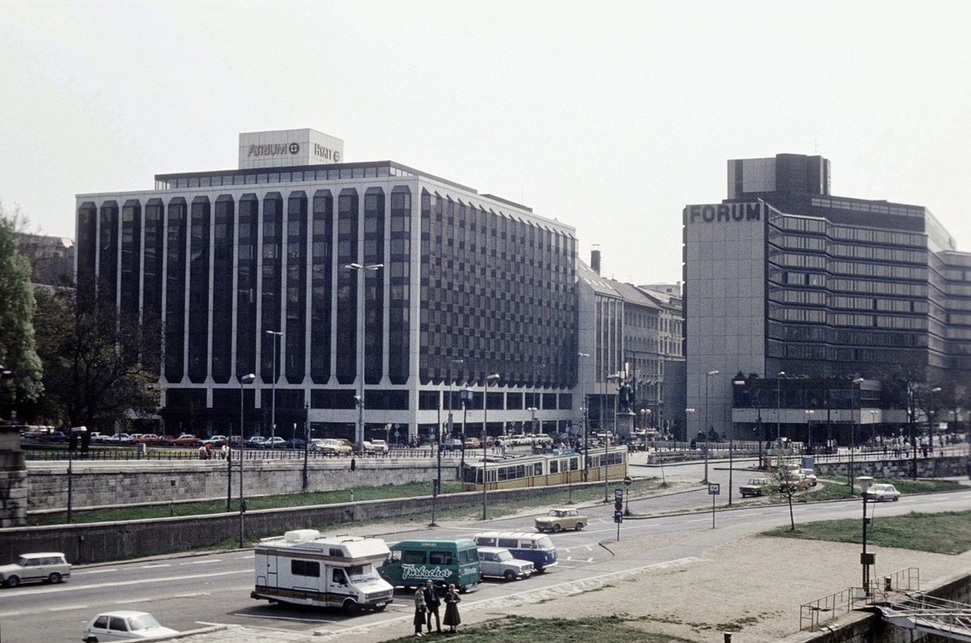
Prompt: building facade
<box><xmin>576</xmin><ymin>253</ymin><xmax>684</xmax><ymax>440</ymax></box>
<box><xmin>684</xmin><ymin>153</ymin><xmax>971</xmax><ymax>444</ymax></box>
<box><xmin>75</xmin><ymin>129</ymin><xmax>579</xmax><ymax>445</ymax></box>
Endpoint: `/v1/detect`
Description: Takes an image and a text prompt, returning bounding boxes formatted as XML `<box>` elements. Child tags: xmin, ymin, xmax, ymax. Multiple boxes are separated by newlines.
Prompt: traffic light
<box><xmin>614</xmin><ymin>499</ymin><xmax>623</xmax><ymax>512</ymax></box>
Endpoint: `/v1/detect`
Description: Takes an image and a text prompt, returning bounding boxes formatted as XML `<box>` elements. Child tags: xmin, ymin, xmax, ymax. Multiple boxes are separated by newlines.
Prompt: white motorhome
<box><xmin>251</xmin><ymin>529</ymin><xmax>394</xmax><ymax>614</ymax></box>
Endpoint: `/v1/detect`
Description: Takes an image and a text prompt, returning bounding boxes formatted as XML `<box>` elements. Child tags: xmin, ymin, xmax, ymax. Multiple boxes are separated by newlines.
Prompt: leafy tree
<box><xmin>766</xmin><ymin>444</ymin><xmax>800</xmax><ymax>530</ymax></box>
<box><xmin>0</xmin><ymin>203</ymin><xmax>43</xmax><ymax>417</ymax></box>
<box><xmin>32</xmin><ymin>279</ymin><xmax>160</xmax><ymax>432</ymax></box>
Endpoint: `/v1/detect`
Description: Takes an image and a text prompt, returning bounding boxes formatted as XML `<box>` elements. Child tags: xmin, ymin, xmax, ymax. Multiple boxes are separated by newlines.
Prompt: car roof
<box><xmin>476</xmin><ymin>546</ymin><xmax>510</xmax><ymax>554</ymax></box>
<box><xmin>91</xmin><ymin>610</ymin><xmax>154</xmax><ymax>618</ymax></box>
<box><xmin>20</xmin><ymin>552</ymin><xmax>66</xmax><ymax>558</ymax></box>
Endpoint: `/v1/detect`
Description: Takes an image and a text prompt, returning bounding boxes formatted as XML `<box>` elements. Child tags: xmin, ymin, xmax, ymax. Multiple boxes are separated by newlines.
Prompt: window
<box><xmin>429</xmin><ymin>550</ymin><xmax>453</xmax><ymax>565</ymax></box>
<box><xmin>292</xmin><ymin>560</ymin><xmax>321</xmax><ymax>577</ymax></box>
<box><xmin>402</xmin><ymin>550</ymin><xmax>426</xmax><ymax>564</ymax></box>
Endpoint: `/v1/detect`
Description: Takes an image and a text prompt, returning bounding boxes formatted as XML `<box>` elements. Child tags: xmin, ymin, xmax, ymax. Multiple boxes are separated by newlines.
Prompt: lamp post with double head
<box><xmin>703</xmin><ymin>370</ymin><xmax>718</xmax><ymax>484</ymax></box>
<box><xmin>237</xmin><ymin>373</ymin><xmax>257</xmax><ymax>546</ymax></box>
<box><xmin>481</xmin><ymin>373</ymin><xmax>500</xmax><ymax>520</ymax></box>
<box><xmin>858</xmin><ymin>475</ymin><xmax>875</xmax><ymax>594</ymax></box>
<box><xmin>230</xmin><ymin>373</ymin><xmax>256</xmax><ymax>512</ymax></box>
<box><xmin>345</xmin><ymin>262</ymin><xmax>383</xmax><ymax>455</ymax></box>
<box><xmin>850</xmin><ymin>377</ymin><xmax>864</xmax><ymax>494</ymax></box>
<box><xmin>805</xmin><ymin>409</ymin><xmax>815</xmax><ymax>455</ymax></box>
<box><xmin>604</xmin><ymin>372</ymin><xmax>621</xmax><ymax>502</ymax></box>
<box><xmin>776</xmin><ymin>371</ymin><xmax>786</xmax><ymax>445</ymax></box>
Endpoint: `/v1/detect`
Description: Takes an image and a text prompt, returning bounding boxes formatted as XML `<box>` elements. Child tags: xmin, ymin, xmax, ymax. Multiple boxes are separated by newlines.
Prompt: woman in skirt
<box><xmin>442</xmin><ymin>583</ymin><xmax>461</xmax><ymax>632</ymax></box>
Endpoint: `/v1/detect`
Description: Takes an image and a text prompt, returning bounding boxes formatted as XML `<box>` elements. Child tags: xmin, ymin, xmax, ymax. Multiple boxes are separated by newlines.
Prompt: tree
<box><xmin>32</xmin><ymin>280</ymin><xmax>160</xmax><ymax>432</ymax></box>
<box><xmin>0</xmin><ymin>203</ymin><xmax>43</xmax><ymax>418</ymax></box>
<box><xmin>766</xmin><ymin>443</ymin><xmax>800</xmax><ymax>531</ymax></box>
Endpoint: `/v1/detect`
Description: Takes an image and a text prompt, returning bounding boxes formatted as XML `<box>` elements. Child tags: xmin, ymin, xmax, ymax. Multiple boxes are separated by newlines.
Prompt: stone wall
<box><xmin>26</xmin><ymin>455</ymin><xmax>451</xmax><ymax>513</ymax></box>
<box><xmin>0</xmin><ymin>426</ymin><xmax>26</xmax><ymax>527</ymax></box>
<box><xmin>815</xmin><ymin>455</ymin><xmax>968</xmax><ymax>481</ymax></box>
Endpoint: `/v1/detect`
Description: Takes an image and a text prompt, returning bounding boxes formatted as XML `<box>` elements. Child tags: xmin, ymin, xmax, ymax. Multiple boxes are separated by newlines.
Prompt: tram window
<box><xmin>533</xmin><ymin>463</ymin><xmax>542</xmax><ymax>475</ymax></box>
<box><xmin>550</xmin><ymin>461</ymin><xmax>558</xmax><ymax>474</ymax></box>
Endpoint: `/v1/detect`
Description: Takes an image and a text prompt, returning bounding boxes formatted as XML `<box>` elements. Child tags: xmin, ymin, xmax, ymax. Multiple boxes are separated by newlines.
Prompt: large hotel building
<box><xmin>75</xmin><ymin>129</ymin><xmax>579</xmax><ymax>445</ymax></box>
<box><xmin>684</xmin><ymin>153</ymin><xmax>971</xmax><ymax>444</ymax></box>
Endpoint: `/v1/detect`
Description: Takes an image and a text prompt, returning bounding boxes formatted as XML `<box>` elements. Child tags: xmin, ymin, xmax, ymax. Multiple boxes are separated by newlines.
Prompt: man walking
<box><xmin>423</xmin><ymin>579</ymin><xmax>442</xmax><ymax>633</ymax></box>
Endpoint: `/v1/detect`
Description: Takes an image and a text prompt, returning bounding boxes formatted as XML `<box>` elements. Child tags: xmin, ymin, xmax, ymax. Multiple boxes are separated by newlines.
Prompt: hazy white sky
<box><xmin>2</xmin><ymin>0</ymin><xmax>969</xmax><ymax>284</ymax></box>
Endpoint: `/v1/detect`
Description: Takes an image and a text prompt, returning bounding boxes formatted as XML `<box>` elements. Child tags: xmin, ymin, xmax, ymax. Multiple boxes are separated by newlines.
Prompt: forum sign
<box><xmin>685</xmin><ymin>201</ymin><xmax>763</xmax><ymax>225</ymax></box>
<box><xmin>239</xmin><ymin>129</ymin><xmax>345</xmax><ymax>170</ymax></box>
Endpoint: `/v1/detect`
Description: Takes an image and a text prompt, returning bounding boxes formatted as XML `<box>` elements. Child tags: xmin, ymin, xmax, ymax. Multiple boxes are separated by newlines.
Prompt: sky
<box><xmin>2</xmin><ymin>0</ymin><xmax>970</xmax><ymax>285</ymax></box>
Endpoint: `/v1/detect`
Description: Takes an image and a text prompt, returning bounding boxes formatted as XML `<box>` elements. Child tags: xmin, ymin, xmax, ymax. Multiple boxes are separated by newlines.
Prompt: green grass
<box><xmin>765</xmin><ymin>509</ymin><xmax>971</xmax><ymax>554</ymax></box>
<box><xmin>30</xmin><ymin>477</ymin><xmax>669</xmax><ymax>527</ymax></box>
<box><xmin>765</xmin><ymin>477</ymin><xmax>964</xmax><ymax>504</ymax></box>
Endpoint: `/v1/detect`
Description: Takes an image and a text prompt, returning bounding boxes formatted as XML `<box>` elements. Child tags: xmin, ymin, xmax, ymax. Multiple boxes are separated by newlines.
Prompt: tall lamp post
<box><xmin>703</xmin><ymin>370</ymin><xmax>718</xmax><ymax>484</ymax></box>
<box><xmin>604</xmin><ymin>372</ymin><xmax>621</xmax><ymax>502</ymax></box>
<box><xmin>265</xmin><ymin>330</ymin><xmax>283</xmax><ymax>446</ymax></box>
<box><xmin>858</xmin><ymin>475</ymin><xmax>875</xmax><ymax>594</ymax></box>
<box><xmin>238</xmin><ymin>373</ymin><xmax>257</xmax><ymax>546</ymax></box>
<box><xmin>804</xmin><ymin>410</ymin><xmax>815</xmax><ymax>455</ymax></box>
<box><xmin>481</xmin><ymin>373</ymin><xmax>500</xmax><ymax>521</ymax></box>
<box><xmin>578</xmin><ymin>352</ymin><xmax>590</xmax><ymax>481</ymax></box>
<box><xmin>776</xmin><ymin>371</ymin><xmax>786</xmax><ymax>445</ymax></box>
<box><xmin>346</xmin><ymin>262</ymin><xmax>383</xmax><ymax>455</ymax></box>
<box><xmin>67</xmin><ymin>426</ymin><xmax>87</xmax><ymax>523</ymax></box>
<box><xmin>230</xmin><ymin>373</ymin><xmax>256</xmax><ymax>512</ymax></box>
<box><xmin>850</xmin><ymin>377</ymin><xmax>864</xmax><ymax>495</ymax></box>
<box><xmin>460</xmin><ymin>386</ymin><xmax>473</xmax><ymax>474</ymax></box>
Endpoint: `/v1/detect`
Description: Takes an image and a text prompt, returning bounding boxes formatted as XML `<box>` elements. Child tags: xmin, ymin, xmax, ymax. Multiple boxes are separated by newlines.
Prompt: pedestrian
<box><xmin>413</xmin><ymin>587</ymin><xmax>427</xmax><ymax>637</ymax></box>
<box><xmin>221</xmin><ymin>443</ymin><xmax>229</xmax><ymax>460</ymax></box>
<box><xmin>423</xmin><ymin>579</ymin><xmax>442</xmax><ymax>633</ymax></box>
<box><xmin>442</xmin><ymin>583</ymin><xmax>461</xmax><ymax>632</ymax></box>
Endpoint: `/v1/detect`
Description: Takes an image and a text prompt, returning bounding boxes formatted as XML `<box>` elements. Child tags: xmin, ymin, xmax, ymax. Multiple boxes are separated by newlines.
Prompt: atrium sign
<box><xmin>239</xmin><ymin>129</ymin><xmax>345</xmax><ymax>170</ymax></box>
<box><xmin>686</xmin><ymin>202</ymin><xmax>762</xmax><ymax>224</ymax></box>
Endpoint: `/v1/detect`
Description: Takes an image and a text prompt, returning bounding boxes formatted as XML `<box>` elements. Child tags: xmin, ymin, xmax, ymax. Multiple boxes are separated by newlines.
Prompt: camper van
<box><xmin>472</xmin><ymin>531</ymin><xmax>558</xmax><ymax>571</ymax></box>
<box><xmin>378</xmin><ymin>538</ymin><xmax>482</xmax><ymax>592</ymax></box>
<box><xmin>251</xmin><ymin>529</ymin><xmax>394</xmax><ymax>614</ymax></box>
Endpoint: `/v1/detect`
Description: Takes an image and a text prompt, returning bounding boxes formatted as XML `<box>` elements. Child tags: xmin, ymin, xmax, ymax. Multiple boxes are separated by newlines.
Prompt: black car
<box><xmin>286</xmin><ymin>438</ymin><xmax>306</xmax><ymax>449</ymax></box>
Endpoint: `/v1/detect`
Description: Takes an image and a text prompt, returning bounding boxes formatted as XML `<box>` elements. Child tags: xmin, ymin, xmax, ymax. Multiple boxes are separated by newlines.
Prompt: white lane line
<box><xmin>76</xmin><ymin>568</ymin><xmax>119</xmax><ymax>575</ymax></box>
<box><xmin>48</xmin><ymin>604</ymin><xmax>90</xmax><ymax>612</ymax></box>
<box><xmin>143</xmin><ymin>564</ymin><xmax>172</xmax><ymax>568</ymax></box>
<box><xmin>3</xmin><ymin>569</ymin><xmax>249</xmax><ymax>596</ymax></box>
<box><xmin>179</xmin><ymin>559</ymin><xmax>221</xmax><ymax>565</ymax></box>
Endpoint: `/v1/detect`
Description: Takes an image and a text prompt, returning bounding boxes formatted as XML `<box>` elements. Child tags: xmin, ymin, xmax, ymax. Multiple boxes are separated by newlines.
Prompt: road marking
<box><xmin>180</xmin><ymin>559</ymin><xmax>222</xmax><ymax>565</ymax></box>
<box><xmin>48</xmin><ymin>604</ymin><xmax>90</xmax><ymax>612</ymax></box>
<box><xmin>76</xmin><ymin>568</ymin><xmax>118</xmax><ymax>575</ymax></box>
<box><xmin>143</xmin><ymin>564</ymin><xmax>172</xmax><ymax>568</ymax></box>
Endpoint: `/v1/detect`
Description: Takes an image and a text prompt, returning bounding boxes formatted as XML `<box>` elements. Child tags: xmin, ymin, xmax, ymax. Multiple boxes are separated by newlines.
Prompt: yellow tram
<box><xmin>460</xmin><ymin>446</ymin><xmax>629</xmax><ymax>491</ymax></box>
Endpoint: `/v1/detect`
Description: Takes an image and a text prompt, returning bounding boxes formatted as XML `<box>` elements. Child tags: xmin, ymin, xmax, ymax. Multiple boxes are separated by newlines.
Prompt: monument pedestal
<box><xmin>615</xmin><ymin>411</ymin><xmax>635</xmax><ymax>440</ymax></box>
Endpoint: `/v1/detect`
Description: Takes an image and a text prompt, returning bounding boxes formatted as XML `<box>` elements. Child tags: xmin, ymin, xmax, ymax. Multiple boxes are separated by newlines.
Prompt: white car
<box><xmin>477</xmin><ymin>546</ymin><xmax>534</xmax><ymax>581</ymax></box>
<box><xmin>0</xmin><ymin>552</ymin><xmax>71</xmax><ymax>587</ymax></box>
<box><xmin>82</xmin><ymin>610</ymin><xmax>178</xmax><ymax>641</ymax></box>
<box><xmin>864</xmin><ymin>483</ymin><xmax>901</xmax><ymax>502</ymax></box>
<box><xmin>369</xmin><ymin>438</ymin><xmax>389</xmax><ymax>454</ymax></box>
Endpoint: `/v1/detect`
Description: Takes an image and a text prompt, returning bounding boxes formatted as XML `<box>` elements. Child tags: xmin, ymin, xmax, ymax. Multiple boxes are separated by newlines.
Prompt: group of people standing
<box><xmin>413</xmin><ymin>579</ymin><xmax>461</xmax><ymax>636</ymax></box>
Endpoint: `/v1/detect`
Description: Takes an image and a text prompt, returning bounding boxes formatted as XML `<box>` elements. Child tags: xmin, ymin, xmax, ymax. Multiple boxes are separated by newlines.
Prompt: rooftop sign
<box><xmin>238</xmin><ymin>129</ymin><xmax>344</xmax><ymax>170</ymax></box>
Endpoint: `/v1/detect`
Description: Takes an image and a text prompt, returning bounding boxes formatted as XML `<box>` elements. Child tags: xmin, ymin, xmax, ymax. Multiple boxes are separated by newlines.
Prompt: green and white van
<box><xmin>378</xmin><ymin>538</ymin><xmax>481</xmax><ymax>592</ymax></box>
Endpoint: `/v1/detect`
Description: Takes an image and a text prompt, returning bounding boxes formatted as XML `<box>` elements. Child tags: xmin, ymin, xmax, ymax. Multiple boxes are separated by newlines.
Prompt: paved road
<box><xmin>3</xmin><ymin>458</ymin><xmax>969</xmax><ymax>642</ymax></box>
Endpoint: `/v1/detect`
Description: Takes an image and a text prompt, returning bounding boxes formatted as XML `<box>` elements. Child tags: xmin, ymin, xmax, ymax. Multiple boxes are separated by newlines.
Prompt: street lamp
<box><xmin>703</xmin><ymin>370</ymin><xmax>718</xmax><ymax>484</ymax></box>
<box><xmin>578</xmin><ymin>352</ymin><xmax>590</xmax><ymax>482</ymax></box>
<box><xmin>858</xmin><ymin>475</ymin><xmax>875</xmax><ymax>594</ymax></box>
<box><xmin>265</xmin><ymin>330</ymin><xmax>283</xmax><ymax>447</ymax></box>
<box><xmin>346</xmin><ymin>262</ymin><xmax>383</xmax><ymax>456</ymax></box>
<box><xmin>804</xmin><ymin>410</ymin><xmax>815</xmax><ymax>454</ymax></box>
<box><xmin>460</xmin><ymin>386</ymin><xmax>473</xmax><ymax>474</ymax></box>
<box><xmin>237</xmin><ymin>373</ymin><xmax>257</xmax><ymax>546</ymax></box>
<box><xmin>526</xmin><ymin>407</ymin><xmax>538</xmax><ymax>435</ymax></box>
<box><xmin>850</xmin><ymin>377</ymin><xmax>865</xmax><ymax>495</ymax></box>
<box><xmin>230</xmin><ymin>373</ymin><xmax>256</xmax><ymax>512</ymax></box>
<box><xmin>66</xmin><ymin>426</ymin><xmax>87</xmax><ymax>523</ymax></box>
<box><xmin>604</xmin><ymin>372</ymin><xmax>621</xmax><ymax>502</ymax></box>
<box><xmin>776</xmin><ymin>371</ymin><xmax>786</xmax><ymax>444</ymax></box>
<box><xmin>433</xmin><ymin>358</ymin><xmax>463</xmax><ymax>527</ymax></box>
<box><xmin>481</xmin><ymin>373</ymin><xmax>500</xmax><ymax>521</ymax></box>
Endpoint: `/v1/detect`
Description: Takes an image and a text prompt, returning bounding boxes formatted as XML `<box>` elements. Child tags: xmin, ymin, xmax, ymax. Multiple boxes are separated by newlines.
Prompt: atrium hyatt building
<box><xmin>75</xmin><ymin>129</ymin><xmax>579</xmax><ymax>445</ymax></box>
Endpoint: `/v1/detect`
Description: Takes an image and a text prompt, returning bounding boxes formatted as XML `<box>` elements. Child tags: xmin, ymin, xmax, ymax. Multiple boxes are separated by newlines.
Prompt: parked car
<box><xmin>106</xmin><ymin>433</ymin><xmax>131</xmax><ymax>444</ymax></box>
<box><xmin>130</xmin><ymin>434</ymin><xmax>159</xmax><ymax>445</ymax></box>
<box><xmin>286</xmin><ymin>437</ymin><xmax>306</xmax><ymax>449</ymax></box>
<box><xmin>534</xmin><ymin>508</ymin><xmax>588</xmax><ymax>532</ymax></box>
<box><xmin>864</xmin><ymin>483</ymin><xmax>901</xmax><ymax>502</ymax></box>
<box><xmin>442</xmin><ymin>438</ymin><xmax>464</xmax><ymax>451</ymax></box>
<box><xmin>42</xmin><ymin>431</ymin><xmax>68</xmax><ymax>443</ymax></box>
<box><xmin>369</xmin><ymin>438</ymin><xmax>389</xmax><ymax>454</ymax></box>
<box><xmin>739</xmin><ymin>477</ymin><xmax>772</xmax><ymax>498</ymax></box>
<box><xmin>244</xmin><ymin>436</ymin><xmax>267</xmax><ymax>449</ymax></box>
<box><xmin>477</xmin><ymin>546</ymin><xmax>534</xmax><ymax>581</ymax></box>
<box><xmin>82</xmin><ymin>610</ymin><xmax>178</xmax><ymax>641</ymax></box>
<box><xmin>201</xmin><ymin>435</ymin><xmax>228</xmax><ymax>447</ymax></box>
<box><xmin>797</xmin><ymin>468</ymin><xmax>818</xmax><ymax>486</ymax></box>
<box><xmin>0</xmin><ymin>552</ymin><xmax>71</xmax><ymax>588</ymax></box>
<box><xmin>167</xmin><ymin>434</ymin><xmax>202</xmax><ymax>447</ymax></box>
<box><xmin>464</xmin><ymin>437</ymin><xmax>481</xmax><ymax>449</ymax></box>
<box><xmin>779</xmin><ymin>472</ymin><xmax>812</xmax><ymax>493</ymax></box>
<box><xmin>315</xmin><ymin>438</ymin><xmax>353</xmax><ymax>456</ymax></box>
<box><xmin>262</xmin><ymin>436</ymin><xmax>287</xmax><ymax>449</ymax></box>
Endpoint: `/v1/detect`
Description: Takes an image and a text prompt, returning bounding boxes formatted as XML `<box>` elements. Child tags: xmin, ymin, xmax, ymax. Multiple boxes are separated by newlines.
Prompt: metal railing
<box><xmin>800</xmin><ymin>567</ymin><xmax>921</xmax><ymax>632</ymax></box>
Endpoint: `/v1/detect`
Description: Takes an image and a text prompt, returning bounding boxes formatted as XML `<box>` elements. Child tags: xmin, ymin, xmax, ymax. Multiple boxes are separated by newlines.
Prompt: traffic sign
<box><xmin>614</xmin><ymin>488</ymin><xmax>624</xmax><ymax>502</ymax></box>
<box><xmin>614</xmin><ymin>500</ymin><xmax>623</xmax><ymax>511</ymax></box>
<box><xmin>708</xmin><ymin>483</ymin><xmax>720</xmax><ymax>495</ymax></box>
<box><xmin>623</xmin><ymin>476</ymin><xmax>633</xmax><ymax>486</ymax></box>
<box><xmin>614</xmin><ymin>510</ymin><xmax>623</xmax><ymax>523</ymax></box>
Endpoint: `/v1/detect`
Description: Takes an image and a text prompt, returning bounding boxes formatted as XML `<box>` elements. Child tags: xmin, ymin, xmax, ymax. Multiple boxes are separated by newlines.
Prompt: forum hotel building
<box><xmin>75</xmin><ymin>129</ymin><xmax>578</xmax><ymax>446</ymax></box>
<box><xmin>684</xmin><ymin>153</ymin><xmax>971</xmax><ymax>446</ymax></box>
